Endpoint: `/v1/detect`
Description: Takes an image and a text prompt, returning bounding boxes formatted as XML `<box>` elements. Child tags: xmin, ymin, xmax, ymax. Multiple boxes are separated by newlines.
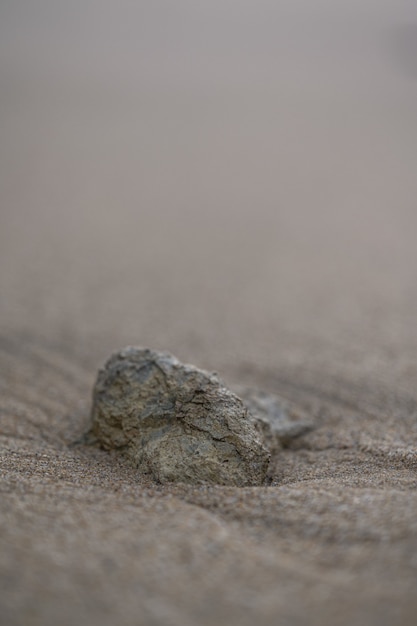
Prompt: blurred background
<box><xmin>1</xmin><ymin>0</ymin><xmax>416</xmax><ymax>395</ymax></box>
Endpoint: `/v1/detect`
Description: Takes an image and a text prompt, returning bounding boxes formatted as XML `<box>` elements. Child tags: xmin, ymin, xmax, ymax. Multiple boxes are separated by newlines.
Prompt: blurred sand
<box><xmin>1</xmin><ymin>2</ymin><xmax>417</xmax><ymax>625</ymax></box>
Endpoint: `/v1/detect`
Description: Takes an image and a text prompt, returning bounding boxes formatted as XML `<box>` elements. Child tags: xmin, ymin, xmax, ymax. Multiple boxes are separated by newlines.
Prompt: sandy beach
<box><xmin>1</xmin><ymin>2</ymin><xmax>417</xmax><ymax>624</ymax></box>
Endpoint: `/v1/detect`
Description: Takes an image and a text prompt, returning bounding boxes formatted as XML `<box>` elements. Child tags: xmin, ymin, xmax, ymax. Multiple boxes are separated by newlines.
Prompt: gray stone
<box><xmin>90</xmin><ymin>347</ymin><xmax>271</xmax><ymax>486</ymax></box>
<box><xmin>234</xmin><ymin>385</ymin><xmax>314</xmax><ymax>453</ymax></box>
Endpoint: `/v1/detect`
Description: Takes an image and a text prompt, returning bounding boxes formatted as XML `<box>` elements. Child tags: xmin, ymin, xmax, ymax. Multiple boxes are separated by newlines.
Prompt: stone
<box><xmin>234</xmin><ymin>386</ymin><xmax>314</xmax><ymax>453</ymax></box>
<box><xmin>90</xmin><ymin>347</ymin><xmax>271</xmax><ymax>486</ymax></box>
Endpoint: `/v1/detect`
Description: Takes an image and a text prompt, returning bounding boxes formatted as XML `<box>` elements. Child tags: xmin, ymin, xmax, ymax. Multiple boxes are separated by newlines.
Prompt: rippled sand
<box><xmin>1</xmin><ymin>2</ymin><xmax>417</xmax><ymax>625</ymax></box>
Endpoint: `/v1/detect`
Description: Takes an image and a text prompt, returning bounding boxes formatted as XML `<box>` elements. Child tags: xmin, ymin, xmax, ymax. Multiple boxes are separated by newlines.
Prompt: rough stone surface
<box><xmin>90</xmin><ymin>347</ymin><xmax>271</xmax><ymax>486</ymax></box>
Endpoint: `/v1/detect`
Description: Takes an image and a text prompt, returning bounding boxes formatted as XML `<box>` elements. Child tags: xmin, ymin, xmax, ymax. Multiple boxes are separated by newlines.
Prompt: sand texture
<box><xmin>1</xmin><ymin>2</ymin><xmax>417</xmax><ymax>625</ymax></box>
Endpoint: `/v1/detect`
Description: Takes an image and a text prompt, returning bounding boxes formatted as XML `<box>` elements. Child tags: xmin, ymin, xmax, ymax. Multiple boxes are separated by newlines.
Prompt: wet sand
<box><xmin>1</xmin><ymin>2</ymin><xmax>417</xmax><ymax>624</ymax></box>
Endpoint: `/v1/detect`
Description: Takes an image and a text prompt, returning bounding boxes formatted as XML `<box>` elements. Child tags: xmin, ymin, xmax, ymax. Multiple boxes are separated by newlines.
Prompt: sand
<box><xmin>1</xmin><ymin>2</ymin><xmax>417</xmax><ymax>624</ymax></box>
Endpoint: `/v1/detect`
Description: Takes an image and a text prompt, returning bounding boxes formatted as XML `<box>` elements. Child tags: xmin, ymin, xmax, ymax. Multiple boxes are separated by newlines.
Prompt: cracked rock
<box><xmin>90</xmin><ymin>347</ymin><xmax>270</xmax><ymax>486</ymax></box>
<box><xmin>89</xmin><ymin>347</ymin><xmax>314</xmax><ymax>486</ymax></box>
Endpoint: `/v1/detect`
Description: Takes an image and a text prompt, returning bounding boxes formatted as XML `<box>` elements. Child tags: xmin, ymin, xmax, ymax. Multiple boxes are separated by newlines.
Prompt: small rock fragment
<box><xmin>234</xmin><ymin>386</ymin><xmax>314</xmax><ymax>452</ymax></box>
<box><xmin>90</xmin><ymin>347</ymin><xmax>270</xmax><ymax>486</ymax></box>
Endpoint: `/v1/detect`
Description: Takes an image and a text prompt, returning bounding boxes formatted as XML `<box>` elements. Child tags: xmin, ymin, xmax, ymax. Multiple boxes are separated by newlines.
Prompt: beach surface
<box><xmin>1</xmin><ymin>2</ymin><xmax>417</xmax><ymax>624</ymax></box>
